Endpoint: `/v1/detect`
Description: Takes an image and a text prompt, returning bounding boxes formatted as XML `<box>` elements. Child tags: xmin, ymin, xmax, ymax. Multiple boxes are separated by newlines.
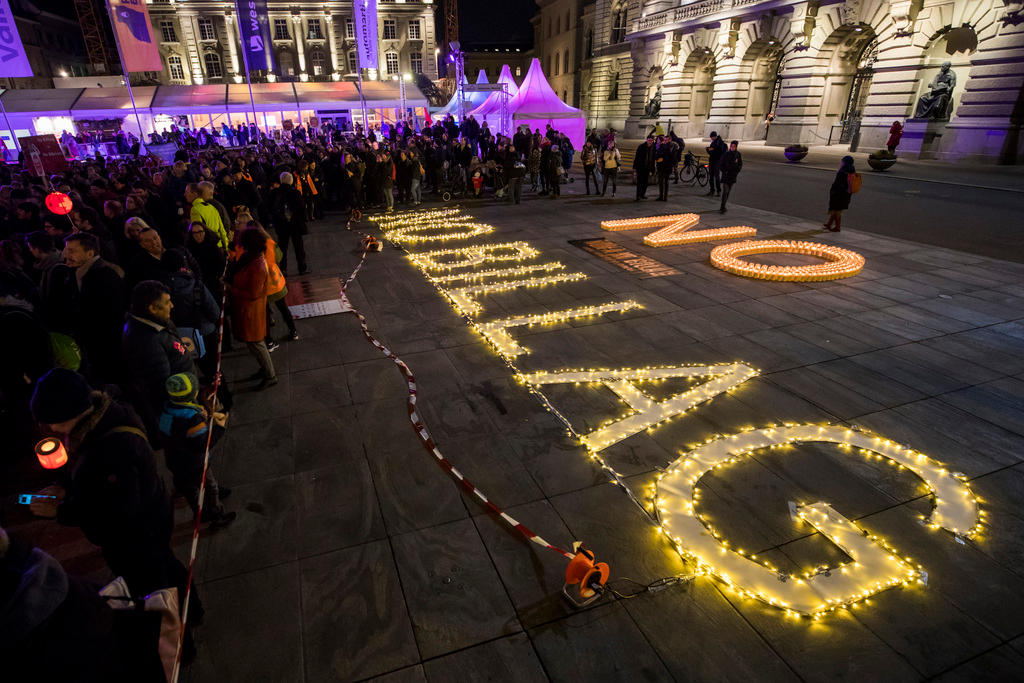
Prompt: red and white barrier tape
<box><xmin>171</xmin><ymin>272</ymin><xmax>228</xmax><ymax>683</ymax></box>
<box><xmin>341</xmin><ymin>217</ymin><xmax>574</xmax><ymax>561</ymax></box>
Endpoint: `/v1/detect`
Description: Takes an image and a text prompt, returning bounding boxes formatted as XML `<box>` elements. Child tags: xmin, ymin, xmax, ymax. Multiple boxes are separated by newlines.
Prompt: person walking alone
<box><xmin>824</xmin><ymin>155</ymin><xmax>857</xmax><ymax>232</ymax></box>
<box><xmin>719</xmin><ymin>140</ymin><xmax>742</xmax><ymax>213</ymax></box>
<box><xmin>887</xmin><ymin>121</ymin><xmax>904</xmax><ymax>153</ymax></box>
<box><xmin>705</xmin><ymin>131</ymin><xmax>727</xmax><ymax>197</ymax></box>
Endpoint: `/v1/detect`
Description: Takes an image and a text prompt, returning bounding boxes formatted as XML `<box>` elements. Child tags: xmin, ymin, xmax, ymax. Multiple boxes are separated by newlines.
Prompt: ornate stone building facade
<box><xmin>572</xmin><ymin>0</ymin><xmax>1024</xmax><ymax>162</ymax></box>
<box><xmin>147</xmin><ymin>0</ymin><xmax>438</xmax><ymax>85</ymax></box>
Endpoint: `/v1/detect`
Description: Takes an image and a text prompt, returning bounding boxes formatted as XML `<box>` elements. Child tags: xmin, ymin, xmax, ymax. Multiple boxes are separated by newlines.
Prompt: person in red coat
<box><xmin>225</xmin><ymin>227</ymin><xmax>277</xmax><ymax>389</ymax></box>
<box><xmin>887</xmin><ymin>121</ymin><xmax>904</xmax><ymax>153</ymax></box>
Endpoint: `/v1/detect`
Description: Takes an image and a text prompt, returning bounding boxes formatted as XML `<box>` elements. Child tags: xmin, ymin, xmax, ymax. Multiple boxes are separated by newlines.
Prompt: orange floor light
<box><xmin>35</xmin><ymin>438</ymin><xmax>68</xmax><ymax>469</ymax></box>
<box><xmin>710</xmin><ymin>240</ymin><xmax>865</xmax><ymax>282</ymax></box>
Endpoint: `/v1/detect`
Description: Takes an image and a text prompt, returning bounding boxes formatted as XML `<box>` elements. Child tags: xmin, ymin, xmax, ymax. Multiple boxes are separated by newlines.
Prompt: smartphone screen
<box><xmin>17</xmin><ymin>494</ymin><xmax>55</xmax><ymax>504</ymax></box>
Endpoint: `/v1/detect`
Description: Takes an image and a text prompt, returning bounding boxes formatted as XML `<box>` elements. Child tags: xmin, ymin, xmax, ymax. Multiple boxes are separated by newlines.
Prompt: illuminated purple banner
<box><xmin>235</xmin><ymin>0</ymin><xmax>275</xmax><ymax>72</ymax></box>
<box><xmin>353</xmin><ymin>0</ymin><xmax>378</xmax><ymax>70</ymax></box>
<box><xmin>0</xmin><ymin>0</ymin><xmax>32</xmax><ymax>77</ymax></box>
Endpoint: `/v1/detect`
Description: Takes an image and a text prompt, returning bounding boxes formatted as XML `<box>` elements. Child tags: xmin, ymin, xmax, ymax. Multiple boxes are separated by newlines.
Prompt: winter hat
<box><xmin>30</xmin><ymin>368</ymin><xmax>93</xmax><ymax>425</ymax></box>
<box><xmin>166</xmin><ymin>373</ymin><xmax>200</xmax><ymax>402</ymax></box>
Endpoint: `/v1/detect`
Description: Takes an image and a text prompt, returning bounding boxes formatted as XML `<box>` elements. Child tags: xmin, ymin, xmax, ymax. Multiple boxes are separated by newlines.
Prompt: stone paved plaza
<box><xmin>183</xmin><ymin>183</ymin><xmax>1024</xmax><ymax>682</ymax></box>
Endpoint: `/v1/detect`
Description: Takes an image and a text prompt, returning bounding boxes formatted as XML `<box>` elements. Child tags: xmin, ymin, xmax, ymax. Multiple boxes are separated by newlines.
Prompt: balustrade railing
<box><xmin>634</xmin><ymin>0</ymin><xmax>760</xmax><ymax>33</ymax></box>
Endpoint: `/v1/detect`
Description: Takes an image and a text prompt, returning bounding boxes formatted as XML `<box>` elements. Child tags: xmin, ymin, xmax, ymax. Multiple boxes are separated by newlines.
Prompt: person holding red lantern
<box><xmin>26</xmin><ymin>368</ymin><xmax>198</xmax><ymax>625</ymax></box>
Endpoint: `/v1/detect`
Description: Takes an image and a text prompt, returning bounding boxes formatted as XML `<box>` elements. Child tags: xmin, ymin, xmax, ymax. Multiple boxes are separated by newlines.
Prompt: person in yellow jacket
<box><xmin>185</xmin><ymin>183</ymin><xmax>228</xmax><ymax>250</ymax></box>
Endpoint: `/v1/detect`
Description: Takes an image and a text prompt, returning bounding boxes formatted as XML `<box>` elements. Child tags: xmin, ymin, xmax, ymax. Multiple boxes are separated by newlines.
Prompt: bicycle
<box><xmin>679</xmin><ymin>152</ymin><xmax>709</xmax><ymax>187</ymax></box>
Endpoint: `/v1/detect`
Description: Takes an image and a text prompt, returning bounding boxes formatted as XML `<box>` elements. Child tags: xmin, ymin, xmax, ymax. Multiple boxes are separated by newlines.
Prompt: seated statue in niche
<box><xmin>644</xmin><ymin>84</ymin><xmax>662</xmax><ymax>118</ymax></box>
<box><xmin>914</xmin><ymin>62</ymin><xmax>957</xmax><ymax>120</ymax></box>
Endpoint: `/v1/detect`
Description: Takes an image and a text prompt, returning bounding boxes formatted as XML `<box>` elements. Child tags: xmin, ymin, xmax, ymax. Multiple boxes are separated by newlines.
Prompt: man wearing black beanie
<box><xmin>27</xmin><ymin>368</ymin><xmax>199</xmax><ymax>624</ymax></box>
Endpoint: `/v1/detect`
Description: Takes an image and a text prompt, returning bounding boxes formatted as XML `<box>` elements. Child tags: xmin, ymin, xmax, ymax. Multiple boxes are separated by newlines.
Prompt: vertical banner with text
<box><xmin>0</xmin><ymin>0</ymin><xmax>33</xmax><ymax>77</ymax></box>
<box><xmin>353</xmin><ymin>0</ymin><xmax>378</xmax><ymax>70</ymax></box>
<box><xmin>234</xmin><ymin>0</ymin><xmax>275</xmax><ymax>73</ymax></box>
<box><xmin>109</xmin><ymin>0</ymin><xmax>163</xmax><ymax>71</ymax></box>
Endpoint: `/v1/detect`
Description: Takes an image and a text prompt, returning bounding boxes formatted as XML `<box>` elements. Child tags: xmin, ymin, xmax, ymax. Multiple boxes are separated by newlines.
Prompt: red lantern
<box><xmin>35</xmin><ymin>438</ymin><xmax>68</xmax><ymax>469</ymax></box>
<box><xmin>45</xmin><ymin>192</ymin><xmax>74</xmax><ymax>216</ymax></box>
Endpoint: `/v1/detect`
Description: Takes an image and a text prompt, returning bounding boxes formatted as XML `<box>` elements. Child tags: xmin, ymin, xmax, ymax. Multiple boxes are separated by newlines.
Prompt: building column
<box><xmin>623</xmin><ymin>37</ymin><xmax>652</xmax><ymax>138</ymax></box>
<box><xmin>224</xmin><ymin>14</ymin><xmax>240</xmax><ymax>80</ymax></box>
<box><xmin>326</xmin><ymin>13</ymin><xmax>340</xmax><ymax>78</ymax></box>
<box><xmin>294</xmin><ymin>15</ymin><xmax>307</xmax><ymax>77</ymax></box>
<box><xmin>178</xmin><ymin>12</ymin><xmax>202</xmax><ymax>85</ymax></box>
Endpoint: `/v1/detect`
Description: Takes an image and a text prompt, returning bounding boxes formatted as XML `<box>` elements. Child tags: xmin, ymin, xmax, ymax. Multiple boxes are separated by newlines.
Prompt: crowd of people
<box><xmin>0</xmin><ymin>114</ymin><xmax>597</xmax><ymax>676</ymax></box>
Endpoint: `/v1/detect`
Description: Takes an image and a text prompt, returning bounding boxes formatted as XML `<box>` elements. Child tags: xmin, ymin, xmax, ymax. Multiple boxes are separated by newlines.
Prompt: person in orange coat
<box><xmin>240</xmin><ymin>220</ymin><xmax>299</xmax><ymax>346</ymax></box>
<box><xmin>225</xmin><ymin>227</ymin><xmax>277</xmax><ymax>389</ymax></box>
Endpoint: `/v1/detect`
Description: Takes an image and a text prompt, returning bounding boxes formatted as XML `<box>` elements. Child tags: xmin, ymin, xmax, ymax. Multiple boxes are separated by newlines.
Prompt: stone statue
<box><xmin>644</xmin><ymin>84</ymin><xmax>662</xmax><ymax>118</ymax></box>
<box><xmin>914</xmin><ymin>62</ymin><xmax>957</xmax><ymax>120</ymax></box>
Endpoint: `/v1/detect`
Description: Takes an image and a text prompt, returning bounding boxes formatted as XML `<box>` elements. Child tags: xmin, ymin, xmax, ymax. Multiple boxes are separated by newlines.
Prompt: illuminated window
<box><xmin>307</xmin><ymin>19</ymin><xmax>323</xmax><ymax>40</ymax></box>
<box><xmin>345</xmin><ymin>19</ymin><xmax>354</xmax><ymax>39</ymax></box>
<box><xmin>410</xmin><ymin>51</ymin><xmax>422</xmax><ymax>73</ymax></box>
<box><xmin>203</xmin><ymin>52</ymin><xmax>222</xmax><ymax>79</ymax></box>
<box><xmin>310</xmin><ymin>49</ymin><xmax>327</xmax><ymax>75</ymax></box>
<box><xmin>383</xmin><ymin>19</ymin><xmax>396</xmax><ymax>40</ymax></box>
<box><xmin>408</xmin><ymin>19</ymin><xmax>421</xmax><ymax>40</ymax></box>
<box><xmin>159</xmin><ymin>20</ymin><xmax>177</xmax><ymax>43</ymax></box>
<box><xmin>385</xmin><ymin>51</ymin><xmax>399</xmax><ymax>75</ymax></box>
<box><xmin>515</xmin><ymin>65</ymin><xmax>521</xmax><ymax>77</ymax></box>
<box><xmin>197</xmin><ymin>17</ymin><xmax>216</xmax><ymax>41</ymax></box>
<box><xmin>611</xmin><ymin>4</ymin><xmax>627</xmax><ymax>44</ymax></box>
<box><xmin>274</xmin><ymin>18</ymin><xmax>289</xmax><ymax>40</ymax></box>
<box><xmin>168</xmin><ymin>55</ymin><xmax>184</xmax><ymax>81</ymax></box>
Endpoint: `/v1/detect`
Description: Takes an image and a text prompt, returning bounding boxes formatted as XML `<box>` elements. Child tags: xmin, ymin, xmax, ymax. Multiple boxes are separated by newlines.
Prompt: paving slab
<box><xmin>390</xmin><ymin>518</ymin><xmax>521</xmax><ymax>659</ymax></box>
<box><xmin>422</xmin><ymin>633</ymin><xmax>549</xmax><ymax>682</ymax></box>
<box><xmin>300</xmin><ymin>540</ymin><xmax>420</xmax><ymax>682</ymax></box>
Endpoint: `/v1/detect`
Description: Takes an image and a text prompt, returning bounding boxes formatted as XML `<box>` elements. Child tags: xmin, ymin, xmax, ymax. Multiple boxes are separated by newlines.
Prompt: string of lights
<box><xmin>655</xmin><ymin>424</ymin><xmax>980</xmax><ymax>616</ymax></box>
<box><xmin>446</xmin><ymin>271</ymin><xmax>589</xmax><ymax>316</ymax></box>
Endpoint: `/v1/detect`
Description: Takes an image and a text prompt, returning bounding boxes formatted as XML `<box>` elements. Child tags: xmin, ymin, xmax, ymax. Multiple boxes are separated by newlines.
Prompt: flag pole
<box><xmin>102</xmin><ymin>0</ymin><xmax>147</xmax><ymax>153</ymax></box>
<box><xmin>232</xmin><ymin>6</ymin><xmax>263</xmax><ymax>136</ymax></box>
<box><xmin>355</xmin><ymin>0</ymin><xmax>370</xmax><ymax>133</ymax></box>
<box><xmin>0</xmin><ymin>93</ymin><xmax>21</xmax><ymax>157</ymax></box>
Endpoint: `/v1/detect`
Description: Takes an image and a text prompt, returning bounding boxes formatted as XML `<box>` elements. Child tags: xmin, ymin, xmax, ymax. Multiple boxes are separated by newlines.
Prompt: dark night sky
<box><xmin>459</xmin><ymin>0</ymin><xmax>538</xmax><ymax>49</ymax></box>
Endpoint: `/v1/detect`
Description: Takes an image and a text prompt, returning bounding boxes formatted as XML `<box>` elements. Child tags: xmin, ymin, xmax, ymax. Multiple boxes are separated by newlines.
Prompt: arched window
<box><xmin>611</xmin><ymin>3</ymin><xmax>627</xmax><ymax>44</ymax></box>
<box><xmin>168</xmin><ymin>55</ymin><xmax>184</xmax><ymax>81</ymax></box>
<box><xmin>309</xmin><ymin>49</ymin><xmax>327</xmax><ymax>76</ymax></box>
<box><xmin>203</xmin><ymin>52</ymin><xmax>222</xmax><ymax>80</ymax></box>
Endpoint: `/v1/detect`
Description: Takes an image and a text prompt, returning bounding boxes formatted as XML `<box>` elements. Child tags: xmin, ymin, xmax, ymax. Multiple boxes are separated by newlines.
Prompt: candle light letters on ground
<box><xmin>372</xmin><ymin>208</ymin><xmax>981</xmax><ymax>618</ymax></box>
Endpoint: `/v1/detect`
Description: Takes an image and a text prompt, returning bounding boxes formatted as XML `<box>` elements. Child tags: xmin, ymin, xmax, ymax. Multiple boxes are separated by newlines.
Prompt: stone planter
<box><xmin>867</xmin><ymin>155</ymin><xmax>897</xmax><ymax>171</ymax></box>
<box><xmin>784</xmin><ymin>145</ymin><xmax>808</xmax><ymax>162</ymax></box>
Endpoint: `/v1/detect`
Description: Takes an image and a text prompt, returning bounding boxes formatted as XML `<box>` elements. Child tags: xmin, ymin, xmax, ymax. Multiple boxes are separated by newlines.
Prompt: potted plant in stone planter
<box><xmin>784</xmin><ymin>144</ymin><xmax>808</xmax><ymax>162</ymax></box>
<box><xmin>867</xmin><ymin>149</ymin><xmax>897</xmax><ymax>171</ymax></box>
